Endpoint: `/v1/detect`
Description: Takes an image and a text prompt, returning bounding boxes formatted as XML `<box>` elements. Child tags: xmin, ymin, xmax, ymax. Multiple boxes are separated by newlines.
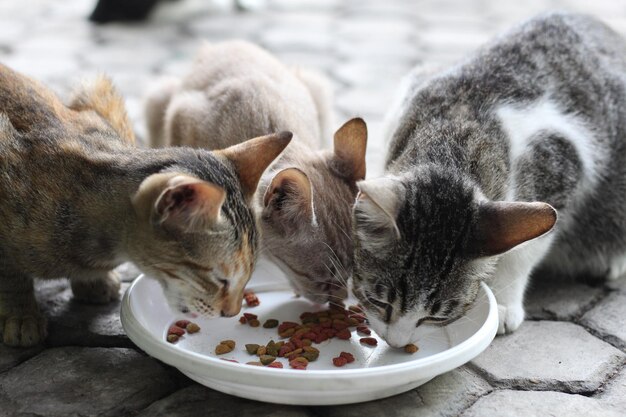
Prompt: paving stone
<box><xmin>259</xmin><ymin>26</ymin><xmax>333</xmax><ymax>53</ymax></box>
<box><xmin>136</xmin><ymin>384</ymin><xmax>310</xmax><ymax>417</ymax></box>
<box><xmin>0</xmin><ymin>347</ymin><xmax>184</xmax><ymax>417</ymax></box>
<box><xmin>335</xmin><ymin>39</ymin><xmax>419</xmax><ymax>64</ymax></box>
<box><xmin>0</xmin><ymin>345</ymin><xmax>44</xmax><ymax>374</ymax></box>
<box><xmin>314</xmin><ymin>367</ymin><xmax>490</xmax><ymax>417</ymax></box>
<box><xmin>35</xmin><ymin>280</ymin><xmax>132</xmax><ymax>348</ymax></box>
<box><xmin>268</xmin><ymin>0</ymin><xmax>340</xmax><ymax>12</ymax></box>
<box><xmin>471</xmin><ymin>321</ymin><xmax>625</xmax><ymax>393</ymax></box>
<box><xmin>188</xmin><ymin>13</ymin><xmax>265</xmax><ymax>40</ymax></box>
<box><xmin>461</xmin><ymin>390</ymin><xmax>622</xmax><ymax>417</ymax></box>
<box><xmin>336</xmin><ymin>87</ymin><xmax>396</xmax><ymax>118</ymax></box>
<box><xmin>525</xmin><ymin>279</ymin><xmax>607</xmax><ymax>321</ymax></box>
<box><xmin>596</xmin><ymin>366</ymin><xmax>626</xmax><ymax>412</ymax></box>
<box><xmin>414</xmin><ymin>367</ymin><xmax>492</xmax><ymax>417</ymax></box>
<box><xmin>580</xmin><ymin>291</ymin><xmax>626</xmax><ymax>350</ymax></box>
<box><xmin>333</xmin><ymin>61</ymin><xmax>414</xmax><ymax>89</ymax></box>
<box><xmin>337</xmin><ymin>18</ymin><xmax>415</xmax><ymax>42</ymax></box>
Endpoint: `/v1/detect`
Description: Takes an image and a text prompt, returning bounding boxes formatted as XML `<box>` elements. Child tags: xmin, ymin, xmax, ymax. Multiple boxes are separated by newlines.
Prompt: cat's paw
<box><xmin>0</xmin><ymin>290</ymin><xmax>47</xmax><ymax>347</ymax></box>
<box><xmin>0</xmin><ymin>312</ymin><xmax>47</xmax><ymax>347</ymax></box>
<box><xmin>71</xmin><ymin>271</ymin><xmax>121</xmax><ymax>304</ymax></box>
<box><xmin>497</xmin><ymin>303</ymin><xmax>525</xmax><ymax>335</ymax></box>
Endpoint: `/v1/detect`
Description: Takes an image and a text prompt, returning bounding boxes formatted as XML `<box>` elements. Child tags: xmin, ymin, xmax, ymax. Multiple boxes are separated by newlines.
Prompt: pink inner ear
<box><xmin>157</xmin><ymin>184</ymin><xmax>196</xmax><ymax>217</ymax></box>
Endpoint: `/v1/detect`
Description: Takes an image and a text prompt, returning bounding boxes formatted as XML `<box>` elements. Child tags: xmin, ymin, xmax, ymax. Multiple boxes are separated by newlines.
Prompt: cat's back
<box><xmin>165</xmin><ymin>41</ymin><xmax>320</xmax><ymax>150</ymax></box>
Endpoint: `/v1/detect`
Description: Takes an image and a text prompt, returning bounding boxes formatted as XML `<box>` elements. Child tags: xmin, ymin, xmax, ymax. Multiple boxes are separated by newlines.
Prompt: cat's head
<box><xmin>130</xmin><ymin>132</ymin><xmax>292</xmax><ymax>317</ymax></box>
<box><xmin>261</xmin><ymin>118</ymin><xmax>367</xmax><ymax>304</ymax></box>
<box><xmin>351</xmin><ymin>166</ymin><xmax>556</xmax><ymax>347</ymax></box>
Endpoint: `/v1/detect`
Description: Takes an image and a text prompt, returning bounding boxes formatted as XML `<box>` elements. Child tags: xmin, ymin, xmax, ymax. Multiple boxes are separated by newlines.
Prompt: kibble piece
<box><xmin>245</xmin><ymin>344</ymin><xmax>260</xmax><ymax>355</ymax></box>
<box><xmin>166</xmin><ymin>334</ymin><xmax>179</xmax><ymax>343</ymax></box>
<box><xmin>360</xmin><ymin>337</ymin><xmax>378</xmax><ymax>346</ymax></box>
<box><xmin>175</xmin><ymin>320</ymin><xmax>191</xmax><ymax>328</ymax></box>
<box><xmin>333</xmin><ymin>356</ymin><xmax>348</xmax><ymax>367</ymax></box>
<box><xmin>243</xmin><ymin>313</ymin><xmax>258</xmax><ymax>320</ymax></box>
<box><xmin>186</xmin><ymin>322</ymin><xmax>200</xmax><ymax>334</ymax></box>
<box><xmin>263</xmin><ymin>319</ymin><xmax>279</xmax><ymax>328</ymax></box>
<box><xmin>356</xmin><ymin>325</ymin><xmax>371</xmax><ymax>335</ymax></box>
<box><xmin>246</xmin><ymin>361</ymin><xmax>263</xmax><ymax>366</ymax></box>
<box><xmin>221</xmin><ymin>340</ymin><xmax>236</xmax><ymax>349</ymax></box>
<box><xmin>256</xmin><ymin>346</ymin><xmax>267</xmax><ymax>356</ymax></box>
<box><xmin>239</xmin><ymin>316</ymin><xmax>247</xmax><ymax>324</ymax></box>
<box><xmin>266</xmin><ymin>341</ymin><xmax>279</xmax><ymax>357</ymax></box>
<box><xmin>404</xmin><ymin>344</ymin><xmax>419</xmax><ymax>354</ymax></box>
<box><xmin>267</xmin><ymin>362</ymin><xmax>283</xmax><ymax>368</ymax></box>
<box><xmin>244</xmin><ymin>291</ymin><xmax>260</xmax><ymax>307</ymax></box>
<box><xmin>168</xmin><ymin>325</ymin><xmax>185</xmax><ymax>337</ymax></box>
<box><xmin>339</xmin><ymin>351</ymin><xmax>355</xmax><ymax>363</ymax></box>
<box><xmin>249</xmin><ymin>319</ymin><xmax>261</xmax><ymax>328</ymax></box>
<box><xmin>215</xmin><ymin>343</ymin><xmax>232</xmax><ymax>355</ymax></box>
<box><xmin>259</xmin><ymin>355</ymin><xmax>276</xmax><ymax>365</ymax></box>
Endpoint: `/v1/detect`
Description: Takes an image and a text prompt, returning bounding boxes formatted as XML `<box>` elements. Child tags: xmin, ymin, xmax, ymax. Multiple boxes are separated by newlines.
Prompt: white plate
<box><xmin>121</xmin><ymin>260</ymin><xmax>498</xmax><ymax>405</ymax></box>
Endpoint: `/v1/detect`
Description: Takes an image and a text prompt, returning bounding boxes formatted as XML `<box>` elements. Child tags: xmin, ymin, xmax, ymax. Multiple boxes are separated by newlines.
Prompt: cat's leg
<box><xmin>491</xmin><ymin>234</ymin><xmax>555</xmax><ymax>334</ymax></box>
<box><xmin>70</xmin><ymin>270</ymin><xmax>121</xmax><ymax>304</ymax></box>
<box><xmin>144</xmin><ymin>76</ymin><xmax>181</xmax><ymax>148</ymax></box>
<box><xmin>293</xmin><ymin>68</ymin><xmax>334</xmax><ymax>145</ymax></box>
<box><xmin>0</xmin><ymin>273</ymin><xmax>47</xmax><ymax>347</ymax></box>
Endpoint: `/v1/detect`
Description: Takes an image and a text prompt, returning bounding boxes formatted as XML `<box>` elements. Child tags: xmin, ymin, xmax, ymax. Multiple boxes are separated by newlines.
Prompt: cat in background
<box><xmin>0</xmin><ymin>64</ymin><xmax>290</xmax><ymax>347</ymax></box>
<box><xmin>146</xmin><ymin>41</ymin><xmax>367</xmax><ymax>304</ymax></box>
<box><xmin>351</xmin><ymin>12</ymin><xmax>626</xmax><ymax>346</ymax></box>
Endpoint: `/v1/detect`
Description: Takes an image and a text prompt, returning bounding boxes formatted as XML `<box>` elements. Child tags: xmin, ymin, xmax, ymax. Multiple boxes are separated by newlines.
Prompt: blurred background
<box><xmin>1</xmin><ymin>0</ymin><xmax>625</xmax><ymax>176</ymax></box>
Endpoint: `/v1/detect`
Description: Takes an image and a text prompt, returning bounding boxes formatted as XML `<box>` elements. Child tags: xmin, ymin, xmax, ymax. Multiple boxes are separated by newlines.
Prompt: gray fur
<box><xmin>353</xmin><ymin>12</ymin><xmax>626</xmax><ymax>345</ymax></box>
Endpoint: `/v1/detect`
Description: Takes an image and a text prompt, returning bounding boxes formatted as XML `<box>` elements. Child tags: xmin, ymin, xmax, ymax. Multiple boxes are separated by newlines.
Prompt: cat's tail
<box><xmin>292</xmin><ymin>68</ymin><xmax>334</xmax><ymax>146</ymax></box>
<box><xmin>68</xmin><ymin>75</ymin><xmax>135</xmax><ymax>145</ymax></box>
<box><xmin>144</xmin><ymin>76</ymin><xmax>181</xmax><ymax>149</ymax></box>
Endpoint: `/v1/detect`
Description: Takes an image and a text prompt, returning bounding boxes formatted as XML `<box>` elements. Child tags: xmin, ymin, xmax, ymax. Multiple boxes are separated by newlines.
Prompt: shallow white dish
<box><xmin>121</xmin><ymin>263</ymin><xmax>498</xmax><ymax>405</ymax></box>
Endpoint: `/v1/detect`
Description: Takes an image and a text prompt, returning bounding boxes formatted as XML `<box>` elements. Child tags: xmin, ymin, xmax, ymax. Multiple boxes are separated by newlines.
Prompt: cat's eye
<box><xmin>416</xmin><ymin>316</ymin><xmax>450</xmax><ymax>327</ymax></box>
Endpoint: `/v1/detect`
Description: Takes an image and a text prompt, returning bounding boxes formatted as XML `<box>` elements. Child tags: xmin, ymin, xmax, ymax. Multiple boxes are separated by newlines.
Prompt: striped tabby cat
<box><xmin>352</xmin><ymin>13</ymin><xmax>626</xmax><ymax>346</ymax></box>
<box><xmin>0</xmin><ymin>64</ymin><xmax>290</xmax><ymax>347</ymax></box>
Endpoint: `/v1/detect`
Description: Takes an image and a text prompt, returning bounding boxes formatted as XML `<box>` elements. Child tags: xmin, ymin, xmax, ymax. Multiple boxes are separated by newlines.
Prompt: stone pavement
<box><xmin>1</xmin><ymin>0</ymin><xmax>626</xmax><ymax>416</ymax></box>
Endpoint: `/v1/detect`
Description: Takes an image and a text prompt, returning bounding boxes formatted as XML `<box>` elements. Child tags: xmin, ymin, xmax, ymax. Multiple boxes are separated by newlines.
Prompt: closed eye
<box><xmin>218</xmin><ymin>278</ymin><xmax>229</xmax><ymax>290</ymax></box>
<box><xmin>416</xmin><ymin>316</ymin><xmax>450</xmax><ymax>327</ymax></box>
<box><xmin>369</xmin><ymin>298</ymin><xmax>390</xmax><ymax>309</ymax></box>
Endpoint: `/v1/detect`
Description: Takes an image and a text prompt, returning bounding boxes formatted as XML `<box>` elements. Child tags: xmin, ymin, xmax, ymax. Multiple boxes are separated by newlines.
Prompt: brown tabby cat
<box><xmin>0</xmin><ymin>64</ymin><xmax>291</xmax><ymax>347</ymax></box>
<box><xmin>145</xmin><ymin>41</ymin><xmax>367</xmax><ymax>304</ymax></box>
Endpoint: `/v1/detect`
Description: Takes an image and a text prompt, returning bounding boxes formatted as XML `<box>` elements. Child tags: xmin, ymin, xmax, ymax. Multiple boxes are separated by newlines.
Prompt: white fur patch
<box><xmin>496</xmin><ymin>97</ymin><xmax>601</xmax><ymax>201</ymax></box>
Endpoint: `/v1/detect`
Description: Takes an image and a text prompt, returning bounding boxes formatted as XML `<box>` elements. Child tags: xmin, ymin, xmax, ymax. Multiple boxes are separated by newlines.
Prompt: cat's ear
<box><xmin>469</xmin><ymin>201</ymin><xmax>557</xmax><ymax>256</ymax></box>
<box><xmin>331</xmin><ymin>118</ymin><xmax>368</xmax><ymax>182</ymax></box>
<box><xmin>263</xmin><ymin>167</ymin><xmax>315</xmax><ymax>225</ymax></box>
<box><xmin>134</xmin><ymin>174</ymin><xmax>226</xmax><ymax>232</ymax></box>
<box><xmin>354</xmin><ymin>177</ymin><xmax>405</xmax><ymax>241</ymax></box>
<box><xmin>218</xmin><ymin>131</ymin><xmax>292</xmax><ymax>201</ymax></box>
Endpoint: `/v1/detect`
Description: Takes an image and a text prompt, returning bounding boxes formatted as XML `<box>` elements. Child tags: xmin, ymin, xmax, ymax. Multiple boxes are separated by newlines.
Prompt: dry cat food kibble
<box><xmin>215</xmin><ymin>339</ymin><xmax>236</xmax><ymax>355</ymax></box>
<box><xmin>404</xmin><ymin>344</ymin><xmax>419</xmax><ymax>354</ymax></box>
<box><xmin>166</xmin><ymin>320</ymin><xmax>201</xmax><ymax>343</ymax></box>
<box><xmin>244</xmin><ymin>290</ymin><xmax>260</xmax><ymax>307</ymax></box>
<box><xmin>263</xmin><ymin>319</ymin><xmax>279</xmax><ymax>328</ymax></box>
<box><xmin>359</xmin><ymin>337</ymin><xmax>378</xmax><ymax>346</ymax></box>
<box><xmin>186</xmin><ymin>322</ymin><xmax>201</xmax><ymax>334</ymax></box>
<box><xmin>332</xmin><ymin>351</ymin><xmax>356</xmax><ymax>367</ymax></box>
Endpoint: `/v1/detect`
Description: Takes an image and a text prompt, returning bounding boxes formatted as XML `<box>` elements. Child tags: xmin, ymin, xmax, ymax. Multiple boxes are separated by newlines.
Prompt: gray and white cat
<box><xmin>352</xmin><ymin>12</ymin><xmax>626</xmax><ymax>347</ymax></box>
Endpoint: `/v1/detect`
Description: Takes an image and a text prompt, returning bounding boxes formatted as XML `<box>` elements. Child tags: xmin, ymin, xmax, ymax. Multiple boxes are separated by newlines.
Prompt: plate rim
<box><xmin>121</xmin><ymin>275</ymin><xmax>498</xmax><ymax>389</ymax></box>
